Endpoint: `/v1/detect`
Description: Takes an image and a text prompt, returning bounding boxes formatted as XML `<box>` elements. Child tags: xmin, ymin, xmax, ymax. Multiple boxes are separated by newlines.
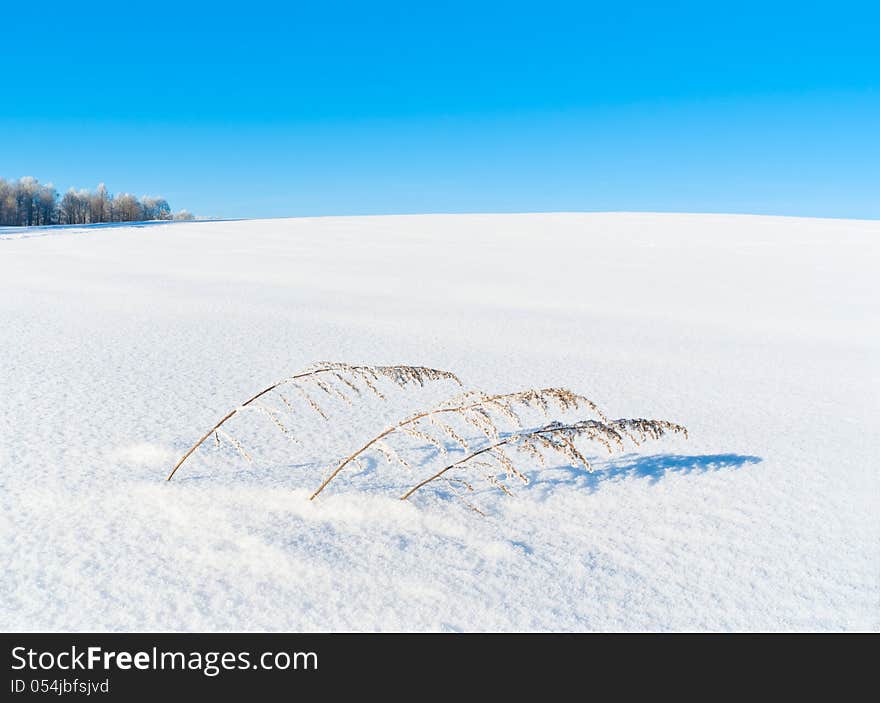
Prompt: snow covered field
<box><xmin>1</xmin><ymin>212</ymin><xmax>877</xmax><ymax>631</ymax></box>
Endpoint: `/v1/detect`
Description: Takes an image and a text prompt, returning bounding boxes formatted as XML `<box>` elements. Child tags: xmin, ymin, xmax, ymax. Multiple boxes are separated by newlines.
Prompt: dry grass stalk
<box><xmin>309</xmin><ymin>387</ymin><xmax>605</xmax><ymax>500</ymax></box>
<box><xmin>166</xmin><ymin>362</ymin><xmax>461</xmax><ymax>481</ymax></box>
<box><xmin>400</xmin><ymin>418</ymin><xmax>688</xmax><ymax>502</ymax></box>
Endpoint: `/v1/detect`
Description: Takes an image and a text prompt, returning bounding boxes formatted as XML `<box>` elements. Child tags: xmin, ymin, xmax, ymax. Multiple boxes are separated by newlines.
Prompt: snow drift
<box><xmin>1</xmin><ymin>212</ymin><xmax>877</xmax><ymax>631</ymax></box>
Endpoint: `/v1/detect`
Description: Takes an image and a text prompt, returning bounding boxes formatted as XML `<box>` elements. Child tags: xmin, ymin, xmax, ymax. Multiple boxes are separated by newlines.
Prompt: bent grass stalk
<box><xmin>309</xmin><ymin>388</ymin><xmax>605</xmax><ymax>500</ymax></box>
<box><xmin>167</xmin><ymin>362</ymin><xmax>460</xmax><ymax>481</ymax></box>
<box><xmin>400</xmin><ymin>418</ymin><xmax>688</xmax><ymax>501</ymax></box>
<box><xmin>166</xmin><ymin>361</ymin><xmax>687</xmax><ymax>513</ymax></box>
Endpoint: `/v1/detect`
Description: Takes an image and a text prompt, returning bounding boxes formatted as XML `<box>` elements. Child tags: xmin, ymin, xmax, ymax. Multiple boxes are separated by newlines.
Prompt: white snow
<box><xmin>1</xmin><ymin>212</ymin><xmax>877</xmax><ymax>632</ymax></box>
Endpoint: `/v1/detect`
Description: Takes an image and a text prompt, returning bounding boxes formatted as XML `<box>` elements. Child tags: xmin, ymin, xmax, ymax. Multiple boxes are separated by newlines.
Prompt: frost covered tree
<box><xmin>59</xmin><ymin>189</ymin><xmax>80</xmax><ymax>224</ymax></box>
<box><xmin>111</xmin><ymin>193</ymin><xmax>143</xmax><ymax>222</ymax></box>
<box><xmin>0</xmin><ymin>179</ymin><xmax>14</xmax><ymax>225</ymax></box>
<box><xmin>16</xmin><ymin>177</ymin><xmax>39</xmax><ymax>226</ymax></box>
<box><xmin>0</xmin><ymin>176</ymin><xmax>192</xmax><ymax>226</ymax></box>
<box><xmin>142</xmin><ymin>196</ymin><xmax>172</xmax><ymax>221</ymax></box>
<box><xmin>35</xmin><ymin>183</ymin><xmax>57</xmax><ymax>225</ymax></box>
<box><xmin>0</xmin><ymin>176</ymin><xmax>59</xmax><ymax>226</ymax></box>
<box><xmin>89</xmin><ymin>183</ymin><xmax>111</xmax><ymax>223</ymax></box>
<box><xmin>60</xmin><ymin>188</ymin><xmax>92</xmax><ymax>224</ymax></box>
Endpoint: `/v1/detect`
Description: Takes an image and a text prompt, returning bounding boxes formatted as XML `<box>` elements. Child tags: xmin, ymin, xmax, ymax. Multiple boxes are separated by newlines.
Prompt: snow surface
<box><xmin>1</xmin><ymin>212</ymin><xmax>877</xmax><ymax>632</ymax></box>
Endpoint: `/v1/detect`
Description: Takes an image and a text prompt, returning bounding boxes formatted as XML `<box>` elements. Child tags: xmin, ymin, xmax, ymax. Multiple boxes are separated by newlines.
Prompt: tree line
<box><xmin>0</xmin><ymin>176</ymin><xmax>194</xmax><ymax>227</ymax></box>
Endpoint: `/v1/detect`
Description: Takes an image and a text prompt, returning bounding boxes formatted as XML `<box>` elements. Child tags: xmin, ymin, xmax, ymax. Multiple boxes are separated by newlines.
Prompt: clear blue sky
<box><xmin>1</xmin><ymin>1</ymin><xmax>878</xmax><ymax>219</ymax></box>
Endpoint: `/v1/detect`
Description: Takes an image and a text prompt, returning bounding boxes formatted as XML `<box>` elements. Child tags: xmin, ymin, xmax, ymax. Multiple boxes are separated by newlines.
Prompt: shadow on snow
<box><xmin>169</xmin><ymin>451</ymin><xmax>762</xmax><ymax>500</ymax></box>
<box><xmin>522</xmin><ymin>452</ymin><xmax>762</xmax><ymax>494</ymax></box>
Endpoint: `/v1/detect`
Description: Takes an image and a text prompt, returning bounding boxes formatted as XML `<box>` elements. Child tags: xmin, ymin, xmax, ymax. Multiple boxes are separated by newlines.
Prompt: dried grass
<box><xmin>166</xmin><ymin>362</ymin><xmax>461</xmax><ymax>481</ymax></box>
<box><xmin>168</xmin><ymin>359</ymin><xmax>687</xmax><ymax>515</ymax></box>
<box><xmin>309</xmin><ymin>387</ymin><xmax>607</xmax><ymax>499</ymax></box>
<box><xmin>400</xmin><ymin>418</ymin><xmax>688</xmax><ymax>502</ymax></box>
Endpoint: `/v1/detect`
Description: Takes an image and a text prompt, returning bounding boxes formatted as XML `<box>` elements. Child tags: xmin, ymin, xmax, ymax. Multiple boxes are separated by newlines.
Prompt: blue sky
<box><xmin>1</xmin><ymin>1</ymin><xmax>878</xmax><ymax>219</ymax></box>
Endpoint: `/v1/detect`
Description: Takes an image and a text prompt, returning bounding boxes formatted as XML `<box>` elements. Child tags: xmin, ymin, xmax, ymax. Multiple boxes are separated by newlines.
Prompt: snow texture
<box><xmin>1</xmin><ymin>212</ymin><xmax>877</xmax><ymax>631</ymax></box>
